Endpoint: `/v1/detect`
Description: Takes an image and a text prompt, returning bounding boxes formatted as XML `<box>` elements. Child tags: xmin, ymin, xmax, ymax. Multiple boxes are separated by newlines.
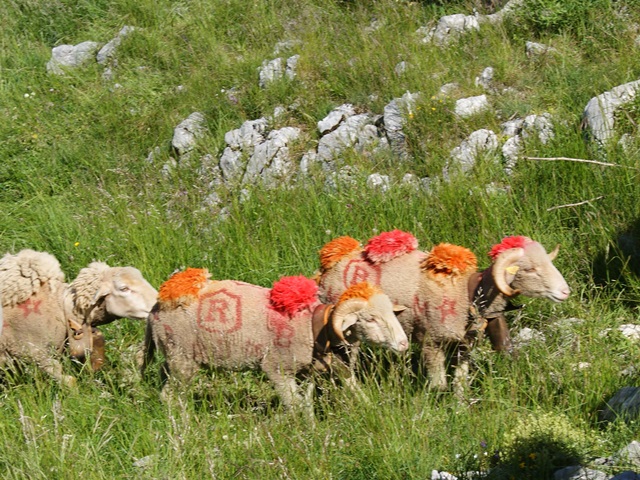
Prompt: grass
<box><xmin>2</xmin><ymin>0</ymin><xmax>640</xmax><ymax>478</ymax></box>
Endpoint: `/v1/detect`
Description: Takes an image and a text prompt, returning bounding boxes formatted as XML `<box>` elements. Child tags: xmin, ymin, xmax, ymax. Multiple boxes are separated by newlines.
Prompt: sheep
<box><xmin>0</xmin><ymin>249</ymin><xmax>158</xmax><ymax>386</ymax></box>
<box><xmin>141</xmin><ymin>268</ymin><xmax>409</xmax><ymax>412</ymax></box>
<box><xmin>316</xmin><ymin>230</ymin><xmax>570</xmax><ymax>393</ymax></box>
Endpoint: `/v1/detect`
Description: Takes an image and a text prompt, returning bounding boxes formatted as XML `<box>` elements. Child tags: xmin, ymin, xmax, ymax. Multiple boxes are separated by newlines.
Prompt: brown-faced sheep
<box><xmin>0</xmin><ymin>249</ymin><xmax>158</xmax><ymax>386</ymax></box>
<box><xmin>316</xmin><ymin>231</ymin><xmax>570</xmax><ymax>393</ymax></box>
<box><xmin>141</xmin><ymin>269</ymin><xmax>408</xmax><ymax>411</ymax></box>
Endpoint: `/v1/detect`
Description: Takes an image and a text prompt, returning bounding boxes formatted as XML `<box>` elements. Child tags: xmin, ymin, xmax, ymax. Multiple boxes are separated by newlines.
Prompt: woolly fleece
<box><xmin>0</xmin><ymin>250</ymin><xmax>65</xmax><ymax>306</ymax></box>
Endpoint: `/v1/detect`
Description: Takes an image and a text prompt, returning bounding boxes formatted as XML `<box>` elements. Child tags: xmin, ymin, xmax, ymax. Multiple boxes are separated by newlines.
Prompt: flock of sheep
<box><xmin>0</xmin><ymin>230</ymin><xmax>570</xmax><ymax>413</ymax></box>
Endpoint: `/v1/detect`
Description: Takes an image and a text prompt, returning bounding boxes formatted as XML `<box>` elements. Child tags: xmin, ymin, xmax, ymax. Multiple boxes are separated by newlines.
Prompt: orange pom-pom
<box><xmin>338</xmin><ymin>281</ymin><xmax>382</xmax><ymax>303</ymax></box>
<box><xmin>422</xmin><ymin>243</ymin><xmax>477</xmax><ymax>277</ymax></box>
<box><xmin>159</xmin><ymin>268</ymin><xmax>211</xmax><ymax>308</ymax></box>
<box><xmin>319</xmin><ymin>236</ymin><xmax>361</xmax><ymax>271</ymax></box>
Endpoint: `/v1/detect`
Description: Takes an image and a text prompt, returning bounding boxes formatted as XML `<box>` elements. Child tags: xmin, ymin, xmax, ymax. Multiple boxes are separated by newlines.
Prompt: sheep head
<box><xmin>331</xmin><ymin>282</ymin><xmax>409</xmax><ymax>353</ymax></box>
<box><xmin>490</xmin><ymin>237</ymin><xmax>570</xmax><ymax>302</ymax></box>
<box><xmin>69</xmin><ymin>262</ymin><xmax>158</xmax><ymax>324</ymax></box>
<box><xmin>92</xmin><ymin>266</ymin><xmax>158</xmax><ymax>322</ymax></box>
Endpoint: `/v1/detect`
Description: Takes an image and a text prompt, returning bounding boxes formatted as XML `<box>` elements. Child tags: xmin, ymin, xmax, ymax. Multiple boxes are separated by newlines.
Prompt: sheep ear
<box><xmin>548</xmin><ymin>244</ymin><xmax>560</xmax><ymax>261</ymax></box>
<box><xmin>393</xmin><ymin>304</ymin><xmax>407</xmax><ymax>314</ymax></box>
<box><xmin>93</xmin><ymin>282</ymin><xmax>111</xmax><ymax>302</ymax></box>
<box><xmin>505</xmin><ymin>265</ymin><xmax>519</xmax><ymax>284</ymax></box>
<box><xmin>340</xmin><ymin>313</ymin><xmax>358</xmax><ymax>332</ymax></box>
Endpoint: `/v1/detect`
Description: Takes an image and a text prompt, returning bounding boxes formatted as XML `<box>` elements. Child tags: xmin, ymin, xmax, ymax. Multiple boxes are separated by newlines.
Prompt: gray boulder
<box><xmin>172</xmin><ymin>112</ymin><xmax>206</xmax><ymax>157</ymax></box>
<box><xmin>455</xmin><ymin>95</ymin><xmax>490</xmax><ymax>118</ymax></box>
<box><xmin>96</xmin><ymin>25</ymin><xmax>136</xmax><ymax>65</ymax></box>
<box><xmin>317</xmin><ymin>113</ymin><xmax>375</xmax><ymax>167</ymax></box>
<box><xmin>447</xmin><ymin>129</ymin><xmax>498</xmax><ymax>176</ymax></box>
<box><xmin>526</xmin><ymin>41</ymin><xmax>557</xmax><ymax>58</ymax></box>
<box><xmin>366</xmin><ymin>173</ymin><xmax>390</xmax><ymax>192</ymax></box>
<box><xmin>420</xmin><ymin>14</ymin><xmax>480</xmax><ymax>46</ymax></box>
<box><xmin>244</xmin><ymin>127</ymin><xmax>301</xmax><ymax>186</ymax></box>
<box><xmin>583</xmin><ymin>80</ymin><xmax>640</xmax><ymax>145</ymax></box>
<box><xmin>46</xmin><ymin>41</ymin><xmax>101</xmax><ymax>74</ymax></box>
<box><xmin>383</xmin><ymin>91</ymin><xmax>420</xmax><ymax>158</ymax></box>
<box><xmin>553</xmin><ymin>466</ymin><xmax>607</xmax><ymax>480</ymax></box>
<box><xmin>600</xmin><ymin>387</ymin><xmax>640</xmax><ymax>422</ymax></box>
<box><xmin>475</xmin><ymin>67</ymin><xmax>494</xmax><ymax>91</ymax></box>
<box><xmin>318</xmin><ymin>104</ymin><xmax>356</xmax><ymax>135</ymax></box>
<box><xmin>259</xmin><ymin>55</ymin><xmax>299</xmax><ymax>87</ymax></box>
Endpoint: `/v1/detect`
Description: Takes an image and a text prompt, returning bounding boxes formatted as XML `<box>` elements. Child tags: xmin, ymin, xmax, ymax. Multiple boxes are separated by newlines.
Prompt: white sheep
<box><xmin>141</xmin><ymin>269</ymin><xmax>408</xmax><ymax>412</ymax></box>
<box><xmin>316</xmin><ymin>231</ymin><xmax>570</xmax><ymax>394</ymax></box>
<box><xmin>0</xmin><ymin>249</ymin><xmax>158</xmax><ymax>386</ymax></box>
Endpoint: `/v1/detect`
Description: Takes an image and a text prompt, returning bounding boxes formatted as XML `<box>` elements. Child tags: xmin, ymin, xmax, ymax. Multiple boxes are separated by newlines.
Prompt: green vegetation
<box><xmin>2</xmin><ymin>0</ymin><xmax>640</xmax><ymax>478</ymax></box>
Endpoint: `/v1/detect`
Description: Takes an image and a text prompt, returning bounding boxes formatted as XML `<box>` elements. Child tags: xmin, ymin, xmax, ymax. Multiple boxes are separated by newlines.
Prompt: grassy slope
<box><xmin>2</xmin><ymin>0</ymin><xmax>640</xmax><ymax>478</ymax></box>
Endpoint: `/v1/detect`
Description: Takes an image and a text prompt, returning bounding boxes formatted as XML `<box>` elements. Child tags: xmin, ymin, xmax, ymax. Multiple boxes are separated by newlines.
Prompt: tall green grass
<box><xmin>2</xmin><ymin>0</ymin><xmax>640</xmax><ymax>478</ymax></box>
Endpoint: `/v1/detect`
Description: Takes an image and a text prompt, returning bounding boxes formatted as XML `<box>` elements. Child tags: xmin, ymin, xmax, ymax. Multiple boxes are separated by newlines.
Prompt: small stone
<box><xmin>474</xmin><ymin>67</ymin><xmax>494</xmax><ymax>91</ymax></box>
<box><xmin>366</xmin><ymin>173</ymin><xmax>390</xmax><ymax>192</ymax></box>
<box><xmin>46</xmin><ymin>41</ymin><xmax>101</xmax><ymax>74</ymax></box>
<box><xmin>619</xmin><ymin>324</ymin><xmax>640</xmax><ymax>341</ymax></box>
<box><xmin>454</xmin><ymin>95</ymin><xmax>490</xmax><ymax>118</ymax></box>
<box><xmin>172</xmin><ymin>112</ymin><xmax>206</xmax><ymax>157</ymax></box>
<box><xmin>525</xmin><ymin>41</ymin><xmax>557</xmax><ymax>58</ymax></box>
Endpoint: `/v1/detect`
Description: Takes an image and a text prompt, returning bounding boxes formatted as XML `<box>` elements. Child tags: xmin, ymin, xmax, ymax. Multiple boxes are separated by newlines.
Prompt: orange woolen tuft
<box><xmin>364</xmin><ymin>229</ymin><xmax>418</xmax><ymax>264</ymax></box>
<box><xmin>489</xmin><ymin>236</ymin><xmax>533</xmax><ymax>260</ymax></box>
<box><xmin>319</xmin><ymin>236</ymin><xmax>362</xmax><ymax>271</ymax></box>
<box><xmin>338</xmin><ymin>281</ymin><xmax>383</xmax><ymax>303</ymax></box>
<box><xmin>422</xmin><ymin>243</ymin><xmax>477</xmax><ymax>277</ymax></box>
<box><xmin>159</xmin><ymin>268</ymin><xmax>211</xmax><ymax>307</ymax></box>
<box><xmin>270</xmin><ymin>275</ymin><xmax>319</xmax><ymax>316</ymax></box>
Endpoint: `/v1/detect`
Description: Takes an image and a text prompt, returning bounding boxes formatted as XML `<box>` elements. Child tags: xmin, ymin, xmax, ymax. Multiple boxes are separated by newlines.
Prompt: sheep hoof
<box><xmin>63</xmin><ymin>375</ymin><xmax>77</xmax><ymax>388</ymax></box>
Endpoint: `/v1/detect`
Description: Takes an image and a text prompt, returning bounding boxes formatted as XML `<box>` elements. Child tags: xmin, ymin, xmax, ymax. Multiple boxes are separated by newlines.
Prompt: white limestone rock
<box><xmin>455</xmin><ymin>95</ymin><xmax>490</xmax><ymax>118</ymax></box>
<box><xmin>46</xmin><ymin>41</ymin><xmax>101</xmax><ymax>74</ymax></box>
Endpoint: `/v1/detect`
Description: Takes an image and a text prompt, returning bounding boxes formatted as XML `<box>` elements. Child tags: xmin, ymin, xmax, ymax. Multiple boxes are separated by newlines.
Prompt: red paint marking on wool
<box><xmin>17</xmin><ymin>298</ymin><xmax>41</xmax><ymax>317</ymax></box>
<box><xmin>436</xmin><ymin>298</ymin><xmax>457</xmax><ymax>324</ymax></box>
<box><xmin>489</xmin><ymin>236</ymin><xmax>533</xmax><ymax>260</ymax></box>
<box><xmin>343</xmin><ymin>259</ymin><xmax>381</xmax><ymax>289</ymax></box>
<box><xmin>267</xmin><ymin>308</ymin><xmax>296</xmax><ymax>347</ymax></box>
<box><xmin>364</xmin><ymin>230</ymin><xmax>418</xmax><ymax>264</ymax></box>
<box><xmin>197</xmin><ymin>289</ymin><xmax>243</xmax><ymax>334</ymax></box>
<box><xmin>413</xmin><ymin>295</ymin><xmax>428</xmax><ymax>317</ymax></box>
<box><xmin>269</xmin><ymin>275</ymin><xmax>318</xmax><ymax>317</ymax></box>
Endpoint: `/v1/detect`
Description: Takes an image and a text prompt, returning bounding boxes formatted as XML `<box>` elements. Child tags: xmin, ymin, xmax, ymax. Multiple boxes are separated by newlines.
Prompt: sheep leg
<box><xmin>260</xmin><ymin>355</ymin><xmax>312</xmax><ymax>417</ymax></box>
<box><xmin>12</xmin><ymin>346</ymin><xmax>76</xmax><ymax>387</ymax></box>
<box><xmin>452</xmin><ymin>349</ymin><xmax>470</xmax><ymax>403</ymax></box>
<box><xmin>485</xmin><ymin>315</ymin><xmax>514</xmax><ymax>354</ymax></box>
<box><xmin>422</xmin><ymin>344</ymin><xmax>447</xmax><ymax>391</ymax></box>
<box><xmin>160</xmin><ymin>351</ymin><xmax>199</xmax><ymax>400</ymax></box>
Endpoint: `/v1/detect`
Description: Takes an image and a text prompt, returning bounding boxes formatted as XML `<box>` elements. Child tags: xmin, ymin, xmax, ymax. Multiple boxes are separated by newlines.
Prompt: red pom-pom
<box><xmin>489</xmin><ymin>236</ymin><xmax>532</xmax><ymax>260</ymax></box>
<box><xmin>364</xmin><ymin>230</ymin><xmax>418</xmax><ymax>264</ymax></box>
<box><xmin>270</xmin><ymin>275</ymin><xmax>319</xmax><ymax>316</ymax></box>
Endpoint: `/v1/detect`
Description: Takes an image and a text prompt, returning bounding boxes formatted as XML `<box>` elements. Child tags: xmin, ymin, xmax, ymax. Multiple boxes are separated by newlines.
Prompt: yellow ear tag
<box><xmin>505</xmin><ymin>266</ymin><xmax>520</xmax><ymax>275</ymax></box>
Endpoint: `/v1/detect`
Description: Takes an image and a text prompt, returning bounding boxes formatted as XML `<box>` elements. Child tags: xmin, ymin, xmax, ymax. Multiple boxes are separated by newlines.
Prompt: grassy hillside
<box><xmin>2</xmin><ymin>0</ymin><xmax>640</xmax><ymax>478</ymax></box>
